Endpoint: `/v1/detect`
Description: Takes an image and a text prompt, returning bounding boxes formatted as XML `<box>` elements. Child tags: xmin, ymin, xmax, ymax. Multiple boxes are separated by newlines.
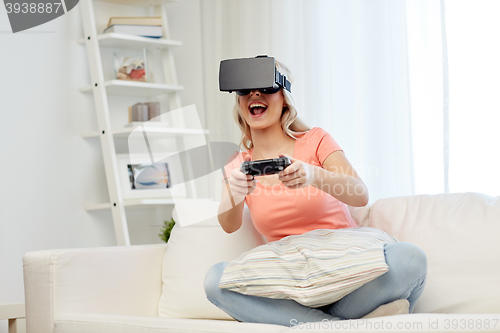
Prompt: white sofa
<box><xmin>23</xmin><ymin>193</ymin><xmax>500</xmax><ymax>333</ymax></box>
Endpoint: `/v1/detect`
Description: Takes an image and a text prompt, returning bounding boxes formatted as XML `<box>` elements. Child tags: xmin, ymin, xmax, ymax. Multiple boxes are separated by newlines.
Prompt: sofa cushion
<box><xmin>368</xmin><ymin>192</ymin><xmax>500</xmax><ymax>313</ymax></box>
<box><xmin>348</xmin><ymin>205</ymin><xmax>371</xmax><ymax>227</ymax></box>
<box><xmin>54</xmin><ymin>311</ymin><xmax>500</xmax><ymax>333</ymax></box>
<box><xmin>219</xmin><ymin>227</ymin><xmax>397</xmax><ymax>308</ymax></box>
<box><xmin>158</xmin><ymin>200</ymin><xmax>266</xmax><ymax>320</ymax></box>
<box><xmin>54</xmin><ymin>312</ymin><xmax>288</xmax><ymax>333</ymax></box>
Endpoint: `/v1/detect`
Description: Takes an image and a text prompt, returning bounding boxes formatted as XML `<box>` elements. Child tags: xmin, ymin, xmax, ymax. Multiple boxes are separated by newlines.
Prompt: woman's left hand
<box><xmin>277</xmin><ymin>153</ymin><xmax>318</xmax><ymax>189</ymax></box>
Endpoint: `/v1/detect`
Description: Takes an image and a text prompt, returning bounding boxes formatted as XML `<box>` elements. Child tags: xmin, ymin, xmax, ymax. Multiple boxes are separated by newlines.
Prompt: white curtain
<box><xmin>405</xmin><ymin>0</ymin><xmax>447</xmax><ymax>195</ymax></box>
<box><xmin>201</xmin><ymin>0</ymin><xmax>450</xmax><ymax>203</ymax></box>
<box><xmin>444</xmin><ymin>0</ymin><xmax>500</xmax><ymax>197</ymax></box>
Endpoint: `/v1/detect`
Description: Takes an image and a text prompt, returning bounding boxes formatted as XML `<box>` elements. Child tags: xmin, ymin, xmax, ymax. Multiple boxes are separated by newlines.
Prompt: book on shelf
<box><xmin>104</xmin><ymin>24</ymin><xmax>162</xmax><ymax>38</ymax></box>
<box><xmin>107</xmin><ymin>16</ymin><xmax>162</xmax><ymax>27</ymax></box>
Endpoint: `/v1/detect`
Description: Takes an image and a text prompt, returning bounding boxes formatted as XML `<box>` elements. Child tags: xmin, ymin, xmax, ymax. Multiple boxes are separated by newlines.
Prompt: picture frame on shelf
<box><xmin>117</xmin><ymin>153</ymin><xmax>187</xmax><ymax>200</ymax></box>
<box><xmin>113</xmin><ymin>48</ymin><xmax>153</xmax><ymax>82</ymax></box>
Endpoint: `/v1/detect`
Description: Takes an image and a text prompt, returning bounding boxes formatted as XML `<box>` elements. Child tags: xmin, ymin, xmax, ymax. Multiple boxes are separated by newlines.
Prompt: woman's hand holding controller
<box><xmin>227</xmin><ymin>155</ymin><xmax>257</xmax><ymax>203</ymax></box>
<box><xmin>277</xmin><ymin>153</ymin><xmax>318</xmax><ymax>189</ymax></box>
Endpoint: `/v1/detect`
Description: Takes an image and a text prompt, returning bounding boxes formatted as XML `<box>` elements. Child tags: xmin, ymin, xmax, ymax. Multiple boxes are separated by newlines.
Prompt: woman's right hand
<box><xmin>226</xmin><ymin>155</ymin><xmax>257</xmax><ymax>203</ymax></box>
<box><xmin>219</xmin><ymin>155</ymin><xmax>256</xmax><ymax>233</ymax></box>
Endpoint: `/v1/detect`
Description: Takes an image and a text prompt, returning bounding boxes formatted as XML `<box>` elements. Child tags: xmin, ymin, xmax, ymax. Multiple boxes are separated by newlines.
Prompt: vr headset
<box><xmin>219</xmin><ymin>55</ymin><xmax>291</xmax><ymax>95</ymax></box>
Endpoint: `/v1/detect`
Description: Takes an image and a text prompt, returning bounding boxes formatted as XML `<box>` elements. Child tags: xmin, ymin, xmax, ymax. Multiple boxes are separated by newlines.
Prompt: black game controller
<box><xmin>240</xmin><ymin>157</ymin><xmax>292</xmax><ymax>177</ymax></box>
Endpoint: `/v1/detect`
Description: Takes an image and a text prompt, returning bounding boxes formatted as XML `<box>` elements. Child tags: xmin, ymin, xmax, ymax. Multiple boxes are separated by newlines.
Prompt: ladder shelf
<box><xmin>80</xmin><ymin>0</ymin><xmax>205</xmax><ymax>245</ymax></box>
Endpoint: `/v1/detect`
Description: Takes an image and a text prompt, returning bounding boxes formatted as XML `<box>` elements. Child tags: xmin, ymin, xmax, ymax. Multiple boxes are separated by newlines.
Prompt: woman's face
<box><xmin>238</xmin><ymin>89</ymin><xmax>285</xmax><ymax>130</ymax></box>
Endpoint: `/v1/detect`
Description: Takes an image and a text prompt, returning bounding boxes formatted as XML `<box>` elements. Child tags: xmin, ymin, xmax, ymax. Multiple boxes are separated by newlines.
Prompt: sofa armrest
<box><xmin>23</xmin><ymin>244</ymin><xmax>167</xmax><ymax>333</ymax></box>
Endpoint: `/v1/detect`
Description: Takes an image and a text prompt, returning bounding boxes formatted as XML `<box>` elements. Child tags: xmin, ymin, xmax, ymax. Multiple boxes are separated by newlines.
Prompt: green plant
<box><xmin>159</xmin><ymin>217</ymin><xmax>176</xmax><ymax>243</ymax></box>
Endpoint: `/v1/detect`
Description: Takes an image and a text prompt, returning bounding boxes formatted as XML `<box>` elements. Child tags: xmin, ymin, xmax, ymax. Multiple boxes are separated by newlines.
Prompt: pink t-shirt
<box><xmin>223</xmin><ymin>127</ymin><xmax>358</xmax><ymax>242</ymax></box>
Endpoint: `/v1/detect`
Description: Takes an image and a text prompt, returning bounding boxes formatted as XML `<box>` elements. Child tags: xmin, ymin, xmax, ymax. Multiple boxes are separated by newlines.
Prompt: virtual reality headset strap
<box><xmin>276</xmin><ymin>69</ymin><xmax>291</xmax><ymax>92</ymax></box>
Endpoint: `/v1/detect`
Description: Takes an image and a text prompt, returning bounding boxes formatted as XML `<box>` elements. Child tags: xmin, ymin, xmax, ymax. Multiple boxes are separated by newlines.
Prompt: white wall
<box><xmin>0</xmin><ymin>1</ymin><xmax>205</xmax><ymax>332</ymax></box>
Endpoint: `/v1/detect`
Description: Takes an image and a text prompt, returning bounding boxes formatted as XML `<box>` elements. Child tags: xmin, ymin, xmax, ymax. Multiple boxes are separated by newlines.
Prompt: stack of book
<box><xmin>104</xmin><ymin>17</ymin><xmax>163</xmax><ymax>38</ymax></box>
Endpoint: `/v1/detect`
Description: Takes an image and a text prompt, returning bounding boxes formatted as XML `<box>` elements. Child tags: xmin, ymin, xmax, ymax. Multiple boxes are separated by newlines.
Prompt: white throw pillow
<box><xmin>219</xmin><ymin>227</ymin><xmax>397</xmax><ymax>308</ymax></box>
<box><xmin>157</xmin><ymin>200</ymin><xmax>266</xmax><ymax>320</ymax></box>
<box><xmin>369</xmin><ymin>192</ymin><xmax>500</xmax><ymax>313</ymax></box>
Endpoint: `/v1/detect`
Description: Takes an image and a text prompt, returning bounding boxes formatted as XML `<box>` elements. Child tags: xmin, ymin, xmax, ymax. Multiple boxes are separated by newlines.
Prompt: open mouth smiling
<box><xmin>248</xmin><ymin>102</ymin><xmax>268</xmax><ymax>116</ymax></box>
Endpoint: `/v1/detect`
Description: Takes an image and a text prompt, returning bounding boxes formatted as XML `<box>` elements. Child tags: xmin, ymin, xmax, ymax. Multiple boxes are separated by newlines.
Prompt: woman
<box><xmin>204</xmin><ymin>59</ymin><xmax>427</xmax><ymax>327</ymax></box>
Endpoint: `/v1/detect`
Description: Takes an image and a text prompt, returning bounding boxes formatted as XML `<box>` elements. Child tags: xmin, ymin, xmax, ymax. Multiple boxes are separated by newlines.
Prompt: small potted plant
<box><xmin>159</xmin><ymin>217</ymin><xmax>176</xmax><ymax>243</ymax></box>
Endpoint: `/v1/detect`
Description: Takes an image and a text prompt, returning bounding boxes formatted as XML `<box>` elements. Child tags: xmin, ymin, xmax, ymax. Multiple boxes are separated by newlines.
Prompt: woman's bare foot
<box><xmin>361</xmin><ymin>299</ymin><xmax>410</xmax><ymax>318</ymax></box>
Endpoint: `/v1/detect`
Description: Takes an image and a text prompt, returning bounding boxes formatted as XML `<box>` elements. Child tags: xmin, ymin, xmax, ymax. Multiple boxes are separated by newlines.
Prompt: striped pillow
<box><xmin>219</xmin><ymin>227</ymin><xmax>397</xmax><ymax>308</ymax></box>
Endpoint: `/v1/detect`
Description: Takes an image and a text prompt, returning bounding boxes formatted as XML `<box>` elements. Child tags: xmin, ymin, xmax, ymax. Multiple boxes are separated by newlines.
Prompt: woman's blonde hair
<box><xmin>233</xmin><ymin>59</ymin><xmax>310</xmax><ymax>150</ymax></box>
